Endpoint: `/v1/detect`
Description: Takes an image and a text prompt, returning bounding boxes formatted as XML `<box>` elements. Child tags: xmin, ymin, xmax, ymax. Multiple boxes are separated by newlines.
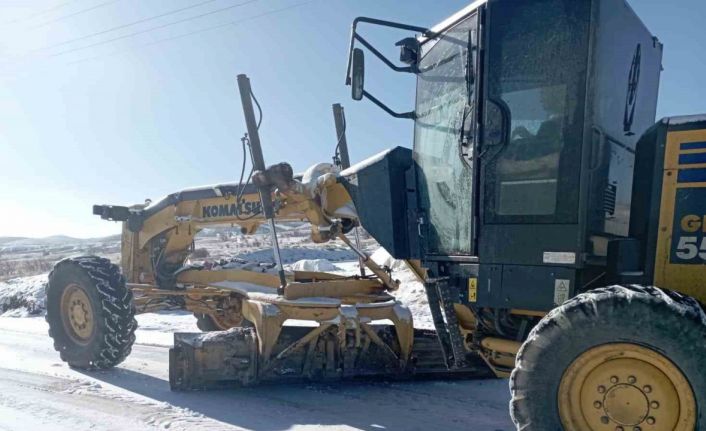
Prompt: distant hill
<box><xmin>0</xmin><ymin>234</ymin><xmax>121</xmax><ymax>250</ymax></box>
<box><xmin>0</xmin><ymin>237</ymin><xmax>26</xmax><ymax>246</ymax></box>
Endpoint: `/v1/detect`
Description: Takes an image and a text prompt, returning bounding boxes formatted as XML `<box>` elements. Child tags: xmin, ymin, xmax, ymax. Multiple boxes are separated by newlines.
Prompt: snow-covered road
<box><xmin>0</xmin><ymin>316</ymin><xmax>514</xmax><ymax>431</ymax></box>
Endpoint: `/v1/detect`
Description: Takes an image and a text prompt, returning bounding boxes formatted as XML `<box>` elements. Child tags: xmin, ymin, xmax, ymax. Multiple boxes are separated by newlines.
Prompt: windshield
<box><xmin>413</xmin><ymin>15</ymin><xmax>476</xmax><ymax>255</ymax></box>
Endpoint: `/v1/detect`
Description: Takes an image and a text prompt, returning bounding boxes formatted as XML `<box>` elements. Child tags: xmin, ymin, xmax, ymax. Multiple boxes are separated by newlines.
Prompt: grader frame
<box><xmin>84</xmin><ymin>75</ymin><xmax>479</xmax><ymax>389</ymax></box>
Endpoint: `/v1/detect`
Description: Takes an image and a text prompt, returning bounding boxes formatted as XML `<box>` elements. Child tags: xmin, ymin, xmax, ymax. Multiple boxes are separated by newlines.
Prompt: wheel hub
<box><xmin>559</xmin><ymin>343</ymin><xmax>696</xmax><ymax>431</ymax></box>
<box><xmin>603</xmin><ymin>383</ymin><xmax>649</xmax><ymax>426</ymax></box>
<box><xmin>60</xmin><ymin>284</ymin><xmax>94</xmax><ymax>344</ymax></box>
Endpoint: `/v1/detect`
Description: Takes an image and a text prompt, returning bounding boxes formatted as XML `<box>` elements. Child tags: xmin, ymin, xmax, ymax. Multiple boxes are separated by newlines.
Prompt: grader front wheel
<box><xmin>46</xmin><ymin>256</ymin><xmax>137</xmax><ymax>369</ymax></box>
<box><xmin>511</xmin><ymin>285</ymin><xmax>705</xmax><ymax>431</ymax></box>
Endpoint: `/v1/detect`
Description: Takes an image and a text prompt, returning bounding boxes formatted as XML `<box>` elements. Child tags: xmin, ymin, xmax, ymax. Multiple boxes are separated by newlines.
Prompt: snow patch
<box><xmin>0</xmin><ymin>274</ymin><xmax>47</xmax><ymax>316</ymax></box>
<box><xmin>289</xmin><ymin>259</ymin><xmax>338</xmax><ymax>272</ymax></box>
<box><xmin>369</xmin><ymin>248</ymin><xmax>432</xmax><ymax>329</ymax></box>
<box><xmin>134</xmin><ymin>312</ymin><xmax>200</xmax><ymax>347</ymax></box>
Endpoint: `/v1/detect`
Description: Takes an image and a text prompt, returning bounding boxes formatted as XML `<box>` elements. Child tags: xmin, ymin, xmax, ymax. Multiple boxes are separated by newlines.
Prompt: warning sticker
<box><xmin>468</xmin><ymin>278</ymin><xmax>478</xmax><ymax>303</ymax></box>
<box><xmin>554</xmin><ymin>279</ymin><xmax>571</xmax><ymax>305</ymax></box>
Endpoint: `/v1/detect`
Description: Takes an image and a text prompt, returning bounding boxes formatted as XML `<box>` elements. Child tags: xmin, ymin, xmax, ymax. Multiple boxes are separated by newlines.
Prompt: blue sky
<box><xmin>1</xmin><ymin>0</ymin><xmax>704</xmax><ymax>238</ymax></box>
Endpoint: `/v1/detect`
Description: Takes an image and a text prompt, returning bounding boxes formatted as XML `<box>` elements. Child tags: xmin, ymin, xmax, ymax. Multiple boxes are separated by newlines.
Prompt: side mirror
<box><xmin>351</xmin><ymin>48</ymin><xmax>365</xmax><ymax>101</ymax></box>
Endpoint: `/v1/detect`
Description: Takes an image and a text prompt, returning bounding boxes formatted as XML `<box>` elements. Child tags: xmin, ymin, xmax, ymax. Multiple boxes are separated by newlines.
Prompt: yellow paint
<box><xmin>480</xmin><ymin>337</ymin><xmax>521</xmax><ymax>355</ymax></box>
<box><xmin>510</xmin><ymin>309</ymin><xmax>547</xmax><ymax>318</ymax></box>
<box><xmin>468</xmin><ymin>277</ymin><xmax>478</xmax><ymax>302</ymax></box>
<box><xmin>452</xmin><ymin>303</ymin><xmax>478</xmax><ymax>330</ymax></box>
<box><xmin>60</xmin><ymin>283</ymin><xmax>95</xmax><ymax>345</ymax></box>
<box><xmin>654</xmin><ymin>128</ymin><xmax>706</xmax><ymax>302</ymax></box>
<box><xmin>558</xmin><ymin>343</ymin><xmax>695</xmax><ymax>431</ymax></box>
<box><xmin>403</xmin><ymin>259</ymin><xmax>428</xmax><ymax>282</ymax></box>
<box><xmin>118</xmin><ymin>178</ymin><xmax>340</xmax><ymax>284</ymax></box>
<box><xmin>680</xmin><ymin>214</ymin><xmax>704</xmax><ymax>232</ymax></box>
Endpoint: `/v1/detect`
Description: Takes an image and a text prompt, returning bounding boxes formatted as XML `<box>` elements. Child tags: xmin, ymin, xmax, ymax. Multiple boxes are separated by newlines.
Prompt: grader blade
<box><xmin>169</xmin><ymin>325</ymin><xmax>398</xmax><ymax>390</ymax></box>
<box><xmin>169</xmin><ymin>326</ymin><xmax>492</xmax><ymax>390</ymax></box>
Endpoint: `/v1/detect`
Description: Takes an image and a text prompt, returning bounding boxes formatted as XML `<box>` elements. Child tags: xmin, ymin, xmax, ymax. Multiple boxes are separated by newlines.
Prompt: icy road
<box><xmin>0</xmin><ymin>315</ymin><xmax>513</xmax><ymax>431</ymax></box>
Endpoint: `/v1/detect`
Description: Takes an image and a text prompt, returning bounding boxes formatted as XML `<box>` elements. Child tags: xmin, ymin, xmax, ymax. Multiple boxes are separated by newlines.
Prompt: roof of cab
<box><xmin>418</xmin><ymin>0</ymin><xmax>487</xmax><ymax>43</ymax></box>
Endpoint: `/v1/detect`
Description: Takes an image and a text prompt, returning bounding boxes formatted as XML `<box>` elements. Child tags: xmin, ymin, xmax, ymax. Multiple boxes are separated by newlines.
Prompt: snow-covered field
<box><xmin>0</xmin><ymin>233</ymin><xmax>513</xmax><ymax>431</ymax></box>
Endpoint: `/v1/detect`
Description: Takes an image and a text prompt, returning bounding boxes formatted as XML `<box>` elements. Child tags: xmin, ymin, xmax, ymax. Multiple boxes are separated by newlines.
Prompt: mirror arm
<box><xmin>346</xmin><ymin>16</ymin><xmax>431</xmax><ymax>84</ymax></box>
<box><xmin>353</xmin><ymin>16</ymin><xmax>430</xmax><ymax>35</ymax></box>
<box><xmin>363</xmin><ymin>90</ymin><xmax>415</xmax><ymax>120</ymax></box>
<box><xmin>354</xmin><ymin>34</ymin><xmax>415</xmax><ymax>74</ymax></box>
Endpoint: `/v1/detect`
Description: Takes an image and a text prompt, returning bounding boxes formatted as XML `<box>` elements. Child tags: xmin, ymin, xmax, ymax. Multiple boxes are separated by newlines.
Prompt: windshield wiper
<box><xmin>465</xmin><ymin>30</ymin><xmax>476</xmax><ymax>103</ymax></box>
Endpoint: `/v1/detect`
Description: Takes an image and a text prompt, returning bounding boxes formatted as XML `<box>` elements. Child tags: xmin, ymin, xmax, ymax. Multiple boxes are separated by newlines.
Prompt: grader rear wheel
<box><xmin>511</xmin><ymin>285</ymin><xmax>705</xmax><ymax>431</ymax></box>
<box><xmin>559</xmin><ymin>343</ymin><xmax>695</xmax><ymax>430</ymax></box>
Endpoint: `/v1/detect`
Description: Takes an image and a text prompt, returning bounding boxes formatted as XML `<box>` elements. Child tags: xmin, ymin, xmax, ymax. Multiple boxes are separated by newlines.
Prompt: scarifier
<box><xmin>46</xmin><ymin>0</ymin><xmax>706</xmax><ymax>429</ymax></box>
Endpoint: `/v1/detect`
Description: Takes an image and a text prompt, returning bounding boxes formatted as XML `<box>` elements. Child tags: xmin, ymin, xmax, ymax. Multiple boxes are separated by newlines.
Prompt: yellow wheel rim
<box><xmin>60</xmin><ymin>283</ymin><xmax>95</xmax><ymax>345</ymax></box>
<box><xmin>559</xmin><ymin>343</ymin><xmax>696</xmax><ymax>431</ymax></box>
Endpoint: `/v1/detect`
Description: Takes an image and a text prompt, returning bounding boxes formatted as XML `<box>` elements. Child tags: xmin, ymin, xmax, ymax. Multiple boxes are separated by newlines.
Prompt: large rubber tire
<box><xmin>510</xmin><ymin>285</ymin><xmax>706</xmax><ymax>430</ymax></box>
<box><xmin>46</xmin><ymin>256</ymin><xmax>137</xmax><ymax>369</ymax></box>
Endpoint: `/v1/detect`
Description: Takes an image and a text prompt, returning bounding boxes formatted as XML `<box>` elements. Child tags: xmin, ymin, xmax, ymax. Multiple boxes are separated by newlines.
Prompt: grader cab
<box><xmin>45</xmin><ymin>0</ymin><xmax>706</xmax><ymax>430</ymax></box>
<box><xmin>346</xmin><ymin>0</ymin><xmax>705</xmax><ymax>429</ymax></box>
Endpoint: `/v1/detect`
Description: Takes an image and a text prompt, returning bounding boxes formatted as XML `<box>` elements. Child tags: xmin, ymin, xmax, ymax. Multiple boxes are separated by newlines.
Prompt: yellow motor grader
<box><xmin>46</xmin><ymin>77</ymin><xmax>485</xmax><ymax>391</ymax></box>
<box><xmin>47</xmin><ymin>0</ymin><xmax>706</xmax><ymax>429</ymax></box>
